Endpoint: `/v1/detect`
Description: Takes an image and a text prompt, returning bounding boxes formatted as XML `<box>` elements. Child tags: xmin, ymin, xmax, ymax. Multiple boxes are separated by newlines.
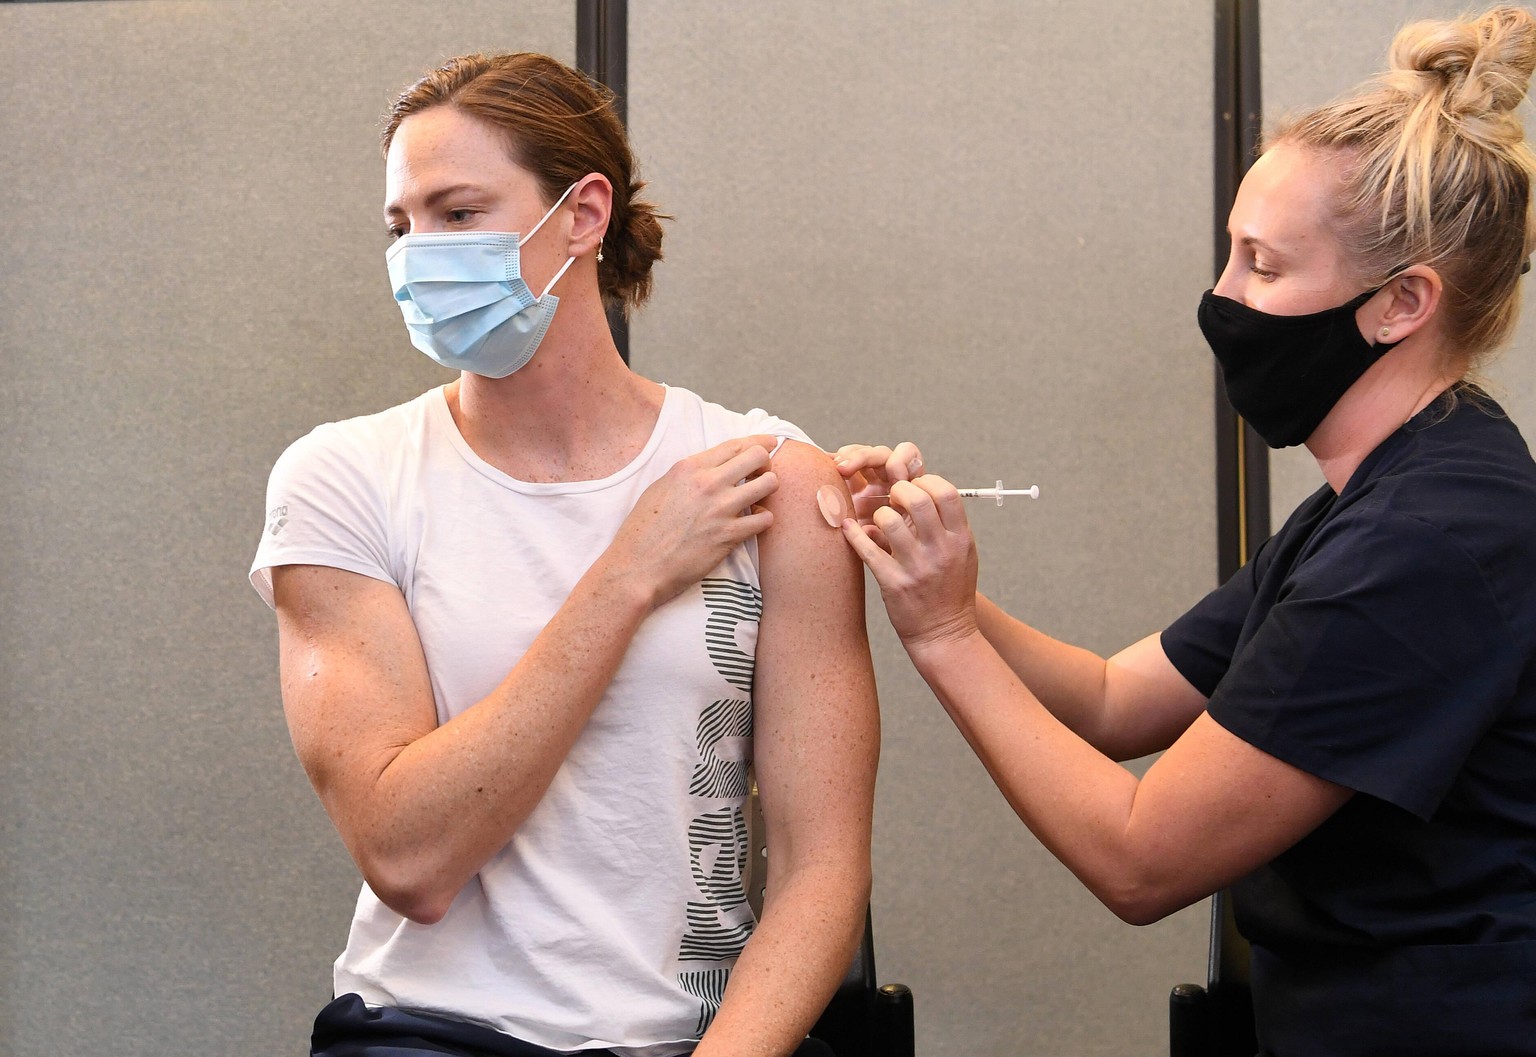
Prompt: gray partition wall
<box><xmin>628</xmin><ymin>5</ymin><xmax>1215</xmax><ymax>1055</ymax></box>
<box><xmin>4</xmin><ymin>3</ymin><xmax>1216</xmax><ymax>1056</ymax></box>
<box><xmin>1263</xmin><ymin>1</ymin><xmax>1536</xmax><ymax>528</ymax></box>
<box><xmin>1</xmin><ymin>3</ymin><xmax>571</xmax><ymax>1054</ymax></box>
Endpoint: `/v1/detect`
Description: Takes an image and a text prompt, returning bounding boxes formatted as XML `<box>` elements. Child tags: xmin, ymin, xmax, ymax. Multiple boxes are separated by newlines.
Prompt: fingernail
<box><xmin>908</xmin><ymin>458</ymin><xmax>923</xmax><ymax>476</ymax></box>
<box><xmin>816</xmin><ymin>484</ymin><xmax>850</xmax><ymax>528</ymax></box>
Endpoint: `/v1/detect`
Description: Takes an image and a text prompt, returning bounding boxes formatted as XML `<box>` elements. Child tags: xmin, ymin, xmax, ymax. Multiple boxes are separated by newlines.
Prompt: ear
<box><xmin>1371</xmin><ymin>265</ymin><xmax>1442</xmax><ymax>344</ymax></box>
<box><xmin>563</xmin><ymin>173</ymin><xmax>612</xmax><ymax>259</ymax></box>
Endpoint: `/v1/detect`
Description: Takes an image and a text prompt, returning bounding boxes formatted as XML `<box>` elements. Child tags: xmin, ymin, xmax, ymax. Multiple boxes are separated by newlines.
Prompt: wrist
<box><xmin>904</xmin><ymin>620</ymin><xmax>986</xmax><ymax>669</ymax></box>
<box><xmin>582</xmin><ymin>551</ymin><xmax>660</xmax><ymax>621</ymax></box>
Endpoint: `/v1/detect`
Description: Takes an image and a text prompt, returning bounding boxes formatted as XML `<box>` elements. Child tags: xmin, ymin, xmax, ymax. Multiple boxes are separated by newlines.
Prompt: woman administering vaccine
<box><xmin>251</xmin><ymin>52</ymin><xmax>876</xmax><ymax>1057</ymax></box>
<box><xmin>837</xmin><ymin>7</ymin><xmax>1536</xmax><ymax>1053</ymax></box>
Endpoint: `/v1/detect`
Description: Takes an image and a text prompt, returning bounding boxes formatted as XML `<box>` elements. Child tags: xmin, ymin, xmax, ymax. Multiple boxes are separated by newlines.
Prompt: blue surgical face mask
<box><xmin>386</xmin><ymin>182</ymin><xmax>578</xmax><ymax>378</ymax></box>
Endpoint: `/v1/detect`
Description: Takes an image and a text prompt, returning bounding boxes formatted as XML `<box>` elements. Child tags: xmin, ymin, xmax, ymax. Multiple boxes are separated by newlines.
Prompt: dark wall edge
<box><xmin>576</xmin><ymin>0</ymin><xmax>630</xmax><ymax>365</ymax></box>
<box><xmin>1213</xmin><ymin>0</ymin><xmax>1270</xmax><ymax>582</ymax></box>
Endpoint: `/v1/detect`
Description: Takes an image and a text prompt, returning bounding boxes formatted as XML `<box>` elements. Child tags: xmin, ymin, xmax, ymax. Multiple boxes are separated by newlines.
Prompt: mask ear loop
<box><xmin>522</xmin><ymin>181</ymin><xmax>582</xmax><ymax>299</ymax></box>
<box><xmin>523</xmin><ymin>181</ymin><xmax>580</xmax><ymax>243</ymax></box>
<box><xmin>539</xmin><ymin>255</ymin><xmax>578</xmax><ymax>298</ymax></box>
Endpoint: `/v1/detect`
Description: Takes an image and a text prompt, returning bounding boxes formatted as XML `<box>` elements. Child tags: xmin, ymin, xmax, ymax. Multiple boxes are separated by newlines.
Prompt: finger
<box><xmin>728</xmin><ymin>507</ymin><xmax>774</xmax><ymax>541</ymax></box>
<box><xmin>709</xmin><ymin>433</ymin><xmax>778</xmax><ymax>468</ymax></box>
<box><xmin>840</xmin><ymin>518</ymin><xmax>900</xmax><ymax>579</ymax></box>
<box><xmin>740</xmin><ymin>433</ymin><xmax>778</xmax><ymax>456</ymax></box>
<box><xmin>715</xmin><ymin>437</ymin><xmax>776</xmax><ymax>483</ymax></box>
<box><xmin>863</xmin><ymin>522</ymin><xmax>892</xmax><ymax>554</ymax></box>
<box><xmin>886</xmin><ymin>441</ymin><xmax>925</xmax><ymax>483</ymax></box>
<box><xmin>833</xmin><ymin>445</ymin><xmax>893</xmax><ymax>478</ymax></box>
<box><xmin>920</xmin><ymin>473</ymin><xmax>969</xmax><ymax>533</ymax></box>
<box><xmin>870</xmin><ymin>504</ymin><xmax>914</xmax><ymax>554</ymax></box>
<box><xmin>735</xmin><ymin>469</ymin><xmax>778</xmax><ymax>508</ymax></box>
<box><xmin>889</xmin><ymin>478</ymin><xmax>943</xmax><ymax>538</ymax></box>
<box><xmin>872</xmin><ymin>501</ymin><xmax>930</xmax><ymax>569</ymax></box>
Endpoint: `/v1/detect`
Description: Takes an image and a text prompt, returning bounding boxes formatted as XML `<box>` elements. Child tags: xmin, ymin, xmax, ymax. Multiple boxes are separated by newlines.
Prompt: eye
<box><xmin>446</xmin><ymin>208</ymin><xmax>477</xmax><ymax>225</ymax></box>
<box><xmin>1249</xmin><ymin>262</ymin><xmax>1277</xmax><ymax>281</ymax></box>
<box><xmin>385</xmin><ymin>224</ymin><xmax>407</xmax><ymax>241</ymax></box>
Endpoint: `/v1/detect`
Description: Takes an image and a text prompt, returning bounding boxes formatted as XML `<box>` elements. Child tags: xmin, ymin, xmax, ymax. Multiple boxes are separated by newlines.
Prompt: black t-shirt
<box><xmin>1163</xmin><ymin>391</ymin><xmax>1536</xmax><ymax>1056</ymax></box>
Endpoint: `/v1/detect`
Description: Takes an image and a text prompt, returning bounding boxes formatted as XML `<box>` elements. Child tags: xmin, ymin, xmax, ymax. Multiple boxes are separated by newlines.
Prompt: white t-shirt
<box><xmin>250</xmin><ymin>385</ymin><xmax>813</xmax><ymax>1056</ymax></box>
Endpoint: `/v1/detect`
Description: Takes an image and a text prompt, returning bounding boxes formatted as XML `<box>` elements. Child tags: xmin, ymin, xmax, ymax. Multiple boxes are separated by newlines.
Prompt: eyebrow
<box><xmin>1231</xmin><ymin>231</ymin><xmax>1283</xmax><ymax>257</ymax></box>
<box><xmin>383</xmin><ymin>182</ymin><xmax>493</xmax><ymax>219</ymax></box>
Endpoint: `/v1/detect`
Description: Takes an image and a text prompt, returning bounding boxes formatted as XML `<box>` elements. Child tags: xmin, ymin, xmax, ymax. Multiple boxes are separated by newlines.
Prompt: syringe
<box><xmin>869</xmin><ymin>480</ymin><xmax>1041</xmax><ymax>506</ymax></box>
<box><xmin>818</xmin><ymin>479</ymin><xmax>1040</xmax><ymax>528</ymax></box>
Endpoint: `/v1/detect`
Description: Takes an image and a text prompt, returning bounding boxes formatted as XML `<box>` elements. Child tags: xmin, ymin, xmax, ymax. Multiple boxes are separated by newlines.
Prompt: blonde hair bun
<box><xmin>1271</xmin><ymin>5</ymin><xmax>1536</xmax><ymax>364</ymax></box>
<box><xmin>1389</xmin><ymin>5</ymin><xmax>1536</xmax><ymax>121</ymax></box>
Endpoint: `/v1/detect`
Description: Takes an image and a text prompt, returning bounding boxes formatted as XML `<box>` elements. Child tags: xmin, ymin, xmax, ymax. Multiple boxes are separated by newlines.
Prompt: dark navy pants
<box><xmin>312</xmin><ymin>993</ymin><xmax>837</xmax><ymax>1057</ymax></box>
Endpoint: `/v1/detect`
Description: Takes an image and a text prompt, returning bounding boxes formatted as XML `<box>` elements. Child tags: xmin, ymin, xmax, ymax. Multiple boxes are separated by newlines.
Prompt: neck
<box><xmin>448</xmin><ymin>291</ymin><xmax>664</xmax><ymax>482</ymax></box>
<box><xmin>1306</xmin><ymin>336</ymin><xmax>1459</xmax><ymax>492</ymax></box>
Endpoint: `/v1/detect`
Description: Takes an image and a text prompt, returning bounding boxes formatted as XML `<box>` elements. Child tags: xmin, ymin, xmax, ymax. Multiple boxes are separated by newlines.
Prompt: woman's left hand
<box><xmin>839</xmin><ymin>474</ymin><xmax>981</xmax><ymax>650</ymax></box>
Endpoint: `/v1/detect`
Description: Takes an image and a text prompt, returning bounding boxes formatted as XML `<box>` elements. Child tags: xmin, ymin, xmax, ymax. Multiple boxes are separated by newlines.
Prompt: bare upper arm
<box><xmin>751</xmin><ymin>441</ymin><xmax>879</xmax><ymax>871</ymax></box>
<box><xmin>271</xmin><ymin>564</ymin><xmax>439</xmax><ymax>841</ymax></box>
<box><xmin>1100</xmin><ymin>632</ymin><xmax>1213</xmax><ymax>760</ymax></box>
<box><xmin>1101</xmin><ymin>635</ymin><xmax>1351</xmax><ymax>917</ymax></box>
<box><xmin>1121</xmin><ymin>711</ymin><xmax>1354</xmax><ymax>921</ymax></box>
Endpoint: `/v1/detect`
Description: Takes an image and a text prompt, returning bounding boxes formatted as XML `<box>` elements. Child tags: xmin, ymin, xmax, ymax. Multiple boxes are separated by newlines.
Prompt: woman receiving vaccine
<box><xmin>837</xmin><ymin>8</ymin><xmax>1536</xmax><ymax>1053</ymax></box>
<box><xmin>251</xmin><ymin>52</ymin><xmax>876</xmax><ymax>1057</ymax></box>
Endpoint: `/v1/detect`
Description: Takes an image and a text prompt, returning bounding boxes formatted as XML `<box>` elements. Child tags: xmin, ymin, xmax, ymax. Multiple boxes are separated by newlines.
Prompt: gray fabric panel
<box><xmin>628</xmin><ymin>3</ymin><xmax>1216</xmax><ymax>1054</ymax></box>
<box><xmin>1262</xmin><ymin>1</ymin><xmax>1536</xmax><ymax>528</ymax></box>
<box><xmin>0</xmin><ymin>3</ymin><xmax>571</xmax><ymax>1054</ymax></box>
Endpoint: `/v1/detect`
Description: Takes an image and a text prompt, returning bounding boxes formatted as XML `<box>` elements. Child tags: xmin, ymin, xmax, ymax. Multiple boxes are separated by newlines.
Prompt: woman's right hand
<box><xmin>607</xmin><ymin>434</ymin><xmax>780</xmax><ymax>609</ymax></box>
<box><xmin>840</xmin><ymin>474</ymin><xmax>981</xmax><ymax>651</ymax></box>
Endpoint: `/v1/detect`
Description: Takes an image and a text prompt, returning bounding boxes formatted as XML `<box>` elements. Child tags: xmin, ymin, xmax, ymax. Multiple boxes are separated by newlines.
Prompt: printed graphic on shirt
<box><xmin>678</xmin><ymin>969</ymin><xmax>730</xmax><ymax>1036</ymax></box>
<box><xmin>702</xmin><ymin>578</ymin><xmax>761</xmax><ymax>693</ymax></box>
<box><xmin>678</xmin><ymin>578</ymin><xmax>761</xmax><ymax>1035</ymax></box>
<box><xmin>679</xmin><ymin>805</ymin><xmax>754</xmax><ymax>963</ymax></box>
<box><xmin>689</xmin><ymin>697</ymin><xmax>752</xmax><ymax>799</ymax></box>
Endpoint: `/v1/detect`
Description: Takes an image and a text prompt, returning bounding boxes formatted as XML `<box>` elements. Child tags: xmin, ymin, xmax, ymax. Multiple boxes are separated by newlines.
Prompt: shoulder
<box><xmin>762</xmin><ymin>440</ymin><xmax>840</xmax><ymax>522</ymax></box>
<box><xmin>1333</xmin><ymin>412</ymin><xmax>1536</xmax><ymax>619</ymax></box>
<box><xmin>757</xmin><ymin>441</ymin><xmax>856</xmax><ymax>593</ymax></box>
<box><xmin>663</xmin><ymin>385</ymin><xmax>817</xmax><ymax>450</ymax></box>
<box><xmin>766</xmin><ymin>438</ymin><xmax>837</xmax><ymax>486</ymax></box>
<box><xmin>269</xmin><ymin>391</ymin><xmax>437</xmax><ymax>486</ymax></box>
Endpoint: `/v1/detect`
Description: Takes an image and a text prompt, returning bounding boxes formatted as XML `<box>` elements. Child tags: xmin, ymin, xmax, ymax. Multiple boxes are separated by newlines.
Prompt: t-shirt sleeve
<box><xmin>738</xmin><ymin>408</ymin><xmax>816</xmax><ymax>453</ymax></box>
<box><xmin>248</xmin><ymin>423</ymin><xmax>398</xmax><ymax>609</ymax></box>
<box><xmin>1205</xmin><ymin>510</ymin><xmax>1516</xmax><ymax>820</ymax></box>
<box><xmin>1161</xmin><ymin>540</ymin><xmax>1267</xmax><ymax>699</ymax></box>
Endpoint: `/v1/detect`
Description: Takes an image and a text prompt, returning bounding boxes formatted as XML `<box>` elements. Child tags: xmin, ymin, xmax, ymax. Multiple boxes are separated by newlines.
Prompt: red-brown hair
<box><xmin>384</xmin><ymin>52</ymin><xmax>667</xmax><ymax>311</ymax></box>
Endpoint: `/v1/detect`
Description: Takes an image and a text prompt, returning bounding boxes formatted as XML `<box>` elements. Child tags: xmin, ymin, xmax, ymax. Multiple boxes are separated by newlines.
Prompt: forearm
<box><xmin>906</xmin><ymin>629</ymin><xmax>1188</xmax><ymax>924</ymax></box>
<box><xmin>974</xmin><ymin>593</ymin><xmax>1114</xmax><ymax>744</ymax></box>
<box><xmin>338</xmin><ymin>558</ymin><xmax>652</xmax><ymax>920</ymax></box>
<box><xmin>975</xmin><ymin>595</ymin><xmax>1196</xmax><ymax>761</ymax></box>
<box><xmin>695</xmin><ymin>858</ymin><xmax>870</xmax><ymax>1057</ymax></box>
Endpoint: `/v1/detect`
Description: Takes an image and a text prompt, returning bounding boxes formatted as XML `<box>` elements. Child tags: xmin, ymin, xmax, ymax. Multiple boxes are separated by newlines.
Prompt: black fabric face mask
<box><xmin>1198</xmin><ymin>287</ymin><xmax>1399</xmax><ymax>448</ymax></box>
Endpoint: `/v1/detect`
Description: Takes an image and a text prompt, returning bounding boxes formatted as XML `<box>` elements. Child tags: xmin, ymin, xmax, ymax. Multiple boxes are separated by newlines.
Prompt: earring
<box><xmin>597</xmin><ymin>248</ymin><xmax>604</xmax><ymax>263</ymax></box>
<box><xmin>1380</xmin><ymin>326</ymin><xmax>1391</xmax><ymax>339</ymax></box>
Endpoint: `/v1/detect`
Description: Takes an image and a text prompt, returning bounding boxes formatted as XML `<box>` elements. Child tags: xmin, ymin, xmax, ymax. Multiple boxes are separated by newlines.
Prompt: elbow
<box><xmin>1106</xmin><ymin>892</ymin><xmax>1177</xmax><ymax>927</ymax></box>
<box><xmin>358</xmin><ymin>853</ymin><xmax>458</xmax><ymax>926</ymax></box>
<box><xmin>1093</xmin><ymin>865</ymin><xmax>1196</xmax><ymax>927</ymax></box>
<box><xmin>387</xmin><ymin>891</ymin><xmax>453</xmax><ymax>927</ymax></box>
